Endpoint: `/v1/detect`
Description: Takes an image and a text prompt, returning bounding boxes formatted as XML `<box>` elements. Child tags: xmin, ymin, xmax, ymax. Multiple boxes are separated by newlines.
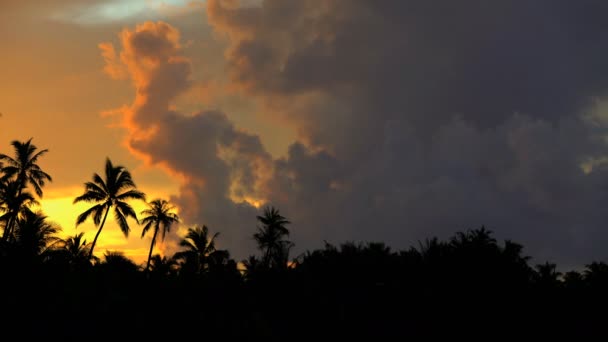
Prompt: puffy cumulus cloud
<box><xmin>101</xmin><ymin>21</ymin><xmax>273</xmax><ymax>256</ymax></box>
<box><xmin>205</xmin><ymin>0</ymin><xmax>608</xmax><ymax>267</ymax></box>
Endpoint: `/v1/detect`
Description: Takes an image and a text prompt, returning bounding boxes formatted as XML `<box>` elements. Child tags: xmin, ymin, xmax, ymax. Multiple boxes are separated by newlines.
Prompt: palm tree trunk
<box><xmin>6</xmin><ymin>179</ymin><xmax>25</xmax><ymax>242</ymax></box>
<box><xmin>145</xmin><ymin>223</ymin><xmax>160</xmax><ymax>273</ymax></box>
<box><xmin>264</xmin><ymin>248</ymin><xmax>272</xmax><ymax>269</ymax></box>
<box><xmin>88</xmin><ymin>205</ymin><xmax>110</xmax><ymax>260</ymax></box>
<box><xmin>1</xmin><ymin>214</ymin><xmax>15</xmax><ymax>243</ymax></box>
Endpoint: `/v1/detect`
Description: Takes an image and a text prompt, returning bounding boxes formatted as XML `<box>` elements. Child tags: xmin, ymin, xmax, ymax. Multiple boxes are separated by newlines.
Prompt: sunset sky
<box><xmin>3</xmin><ymin>0</ymin><xmax>608</xmax><ymax>269</ymax></box>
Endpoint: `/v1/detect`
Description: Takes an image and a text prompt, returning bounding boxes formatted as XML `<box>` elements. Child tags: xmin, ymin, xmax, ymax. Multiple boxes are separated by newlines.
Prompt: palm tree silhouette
<box><xmin>99</xmin><ymin>250</ymin><xmax>140</xmax><ymax>274</ymax></box>
<box><xmin>174</xmin><ymin>225</ymin><xmax>222</xmax><ymax>275</ymax></box>
<box><xmin>14</xmin><ymin>210</ymin><xmax>61</xmax><ymax>264</ymax></box>
<box><xmin>148</xmin><ymin>254</ymin><xmax>179</xmax><ymax>278</ymax></box>
<box><xmin>0</xmin><ymin>138</ymin><xmax>51</xmax><ymax>242</ymax></box>
<box><xmin>0</xmin><ymin>138</ymin><xmax>52</xmax><ymax>197</ymax></box>
<box><xmin>140</xmin><ymin>199</ymin><xmax>180</xmax><ymax>273</ymax></box>
<box><xmin>57</xmin><ymin>232</ymin><xmax>95</xmax><ymax>268</ymax></box>
<box><xmin>73</xmin><ymin>158</ymin><xmax>145</xmax><ymax>260</ymax></box>
<box><xmin>535</xmin><ymin>261</ymin><xmax>562</xmax><ymax>288</ymax></box>
<box><xmin>0</xmin><ymin>179</ymin><xmax>38</xmax><ymax>242</ymax></box>
<box><xmin>253</xmin><ymin>206</ymin><xmax>293</xmax><ymax>269</ymax></box>
<box><xmin>584</xmin><ymin>261</ymin><xmax>608</xmax><ymax>289</ymax></box>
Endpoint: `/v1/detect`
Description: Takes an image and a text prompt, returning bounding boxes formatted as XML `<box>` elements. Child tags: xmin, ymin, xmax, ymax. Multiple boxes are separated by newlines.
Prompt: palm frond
<box><xmin>76</xmin><ymin>204</ymin><xmax>105</xmax><ymax>227</ymax></box>
<box><xmin>141</xmin><ymin>220</ymin><xmax>154</xmax><ymax>238</ymax></box>
<box><xmin>116</xmin><ymin>189</ymin><xmax>146</xmax><ymax>201</ymax></box>
<box><xmin>114</xmin><ymin>206</ymin><xmax>130</xmax><ymax>237</ymax></box>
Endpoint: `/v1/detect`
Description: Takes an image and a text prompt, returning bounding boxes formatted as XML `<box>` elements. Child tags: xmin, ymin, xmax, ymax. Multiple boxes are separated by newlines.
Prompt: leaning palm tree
<box><xmin>174</xmin><ymin>225</ymin><xmax>220</xmax><ymax>275</ymax></box>
<box><xmin>253</xmin><ymin>206</ymin><xmax>293</xmax><ymax>269</ymax></box>
<box><xmin>73</xmin><ymin>158</ymin><xmax>146</xmax><ymax>259</ymax></box>
<box><xmin>0</xmin><ymin>138</ymin><xmax>52</xmax><ymax>198</ymax></box>
<box><xmin>140</xmin><ymin>199</ymin><xmax>180</xmax><ymax>273</ymax></box>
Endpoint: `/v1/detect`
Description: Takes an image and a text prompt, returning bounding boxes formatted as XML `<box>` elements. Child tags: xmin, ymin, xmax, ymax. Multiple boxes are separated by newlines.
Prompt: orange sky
<box><xmin>0</xmin><ymin>0</ymin><xmax>292</xmax><ymax>264</ymax></box>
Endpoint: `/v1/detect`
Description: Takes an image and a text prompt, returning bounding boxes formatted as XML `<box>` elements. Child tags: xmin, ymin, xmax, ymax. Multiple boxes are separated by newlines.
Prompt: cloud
<box><xmin>46</xmin><ymin>0</ymin><xmax>202</xmax><ymax>26</ymax></box>
<box><xmin>203</xmin><ymin>0</ymin><xmax>608</xmax><ymax>267</ymax></box>
<box><xmin>101</xmin><ymin>21</ymin><xmax>273</xmax><ymax>256</ymax></box>
<box><xmin>99</xmin><ymin>42</ymin><xmax>128</xmax><ymax>80</ymax></box>
<box><xmin>105</xmin><ymin>1</ymin><xmax>608</xmax><ymax>268</ymax></box>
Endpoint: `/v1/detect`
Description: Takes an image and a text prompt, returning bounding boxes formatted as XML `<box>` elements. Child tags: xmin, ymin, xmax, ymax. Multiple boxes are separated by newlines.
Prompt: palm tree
<box><xmin>61</xmin><ymin>232</ymin><xmax>92</xmax><ymax>258</ymax></box>
<box><xmin>0</xmin><ymin>179</ymin><xmax>38</xmax><ymax>242</ymax></box>
<box><xmin>14</xmin><ymin>210</ymin><xmax>61</xmax><ymax>264</ymax></box>
<box><xmin>73</xmin><ymin>158</ymin><xmax>145</xmax><ymax>260</ymax></box>
<box><xmin>584</xmin><ymin>261</ymin><xmax>608</xmax><ymax>289</ymax></box>
<box><xmin>0</xmin><ymin>138</ymin><xmax>52</xmax><ymax>198</ymax></box>
<box><xmin>57</xmin><ymin>232</ymin><xmax>95</xmax><ymax>268</ymax></box>
<box><xmin>99</xmin><ymin>250</ymin><xmax>139</xmax><ymax>275</ymax></box>
<box><xmin>148</xmin><ymin>254</ymin><xmax>179</xmax><ymax>278</ymax></box>
<box><xmin>140</xmin><ymin>199</ymin><xmax>180</xmax><ymax>273</ymax></box>
<box><xmin>174</xmin><ymin>225</ymin><xmax>221</xmax><ymax>275</ymax></box>
<box><xmin>242</xmin><ymin>255</ymin><xmax>262</xmax><ymax>278</ymax></box>
<box><xmin>0</xmin><ymin>138</ymin><xmax>51</xmax><ymax>243</ymax></box>
<box><xmin>253</xmin><ymin>206</ymin><xmax>293</xmax><ymax>269</ymax></box>
<box><xmin>534</xmin><ymin>261</ymin><xmax>562</xmax><ymax>288</ymax></box>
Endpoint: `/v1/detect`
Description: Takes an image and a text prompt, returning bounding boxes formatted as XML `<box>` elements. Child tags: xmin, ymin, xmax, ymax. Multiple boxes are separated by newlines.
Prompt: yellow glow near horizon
<box><xmin>37</xmin><ymin>186</ymin><xmax>181</xmax><ymax>265</ymax></box>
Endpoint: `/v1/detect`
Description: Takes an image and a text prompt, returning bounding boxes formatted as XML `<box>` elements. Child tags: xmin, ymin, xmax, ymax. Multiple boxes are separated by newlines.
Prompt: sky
<box><xmin>2</xmin><ymin>0</ymin><xmax>608</xmax><ymax>269</ymax></box>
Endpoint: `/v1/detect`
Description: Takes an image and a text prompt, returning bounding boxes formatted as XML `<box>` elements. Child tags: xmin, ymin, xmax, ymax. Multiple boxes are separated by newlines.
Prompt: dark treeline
<box><xmin>1</xmin><ymin>138</ymin><xmax>607</xmax><ymax>339</ymax></box>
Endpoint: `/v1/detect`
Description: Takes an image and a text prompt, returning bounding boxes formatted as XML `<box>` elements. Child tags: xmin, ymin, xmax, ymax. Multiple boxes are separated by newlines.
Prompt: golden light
<box><xmin>37</xmin><ymin>186</ymin><xmax>181</xmax><ymax>265</ymax></box>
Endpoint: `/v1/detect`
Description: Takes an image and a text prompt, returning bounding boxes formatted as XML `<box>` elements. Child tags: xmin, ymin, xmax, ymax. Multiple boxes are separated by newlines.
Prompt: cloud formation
<box><xmin>105</xmin><ymin>1</ymin><xmax>608</xmax><ymax>267</ymax></box>
<box><xmin>101</xmin><ymin>21</ymin><xmax>272</xmax><ymax>255</ymax></box>
<box><xmin>206</xmin><ymin>0</ymin><xmax>608</xmax><ymax>266</ymax></box>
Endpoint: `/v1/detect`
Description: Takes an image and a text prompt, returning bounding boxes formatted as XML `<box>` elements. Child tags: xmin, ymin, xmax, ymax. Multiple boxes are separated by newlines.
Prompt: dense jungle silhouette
<box><xmin>1</xmin><ymin>138</ymin><xmax>606</xmax><ymax>339</ymax></box>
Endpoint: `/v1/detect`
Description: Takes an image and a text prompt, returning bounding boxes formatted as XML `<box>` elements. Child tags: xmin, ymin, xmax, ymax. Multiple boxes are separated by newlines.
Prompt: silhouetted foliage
<box><xmin>140</xmin><ymin>198</ymin><xmax>179</xmax><ymax>273</ymax></box>
<box><xmin>253</xmin><ymin>206</ymin><xmax>293</xmax><ymax>270</ymax></box>
<box><xmin>73</xmin><ymin>158</ymin><xmax>146</xmax><ymax>259</ymax></box>
<box><xmin>2</xmin><ymin>138</ymin><xmax>608</xmax><ymax>339</ymax></box>
<box><xmin>0</xmin><ymin>179</ymin><xmax>38</xmax><ymax>243</ymax></box>
<box><xmin>174</xmin><ymin>225</ymin><xmax>236</xmax><ymax>279</ymax></box>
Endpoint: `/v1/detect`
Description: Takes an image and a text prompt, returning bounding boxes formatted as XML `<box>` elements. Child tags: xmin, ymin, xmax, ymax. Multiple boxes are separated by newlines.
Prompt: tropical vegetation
<box><xmin>0</xmin><ymin>138</ymin><xmax>606</xmax><ymax>339</ymax></box>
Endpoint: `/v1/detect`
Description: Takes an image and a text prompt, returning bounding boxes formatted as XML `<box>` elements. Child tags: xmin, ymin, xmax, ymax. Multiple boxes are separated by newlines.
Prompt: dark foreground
<box><xmin>2</xmin><ymin>229</ymin><xmax>607</xmax><ymax>340</ymax></box>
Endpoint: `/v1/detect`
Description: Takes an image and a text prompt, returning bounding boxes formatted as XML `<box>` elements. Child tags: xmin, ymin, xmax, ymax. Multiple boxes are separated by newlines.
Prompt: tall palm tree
<box><xmin>253</xmin><ymin>206</ymin><xmax>293</xmax><ymax>269</ymax></box>
<box><xmin>0</xmin><ymin>138</ymin><xmax>52</xmax><ymax>197</ymax></box>
<box><xmin>174</xmin><ymin>225</ymin><xmax>220</xmax><ymax>275</ymax></box>
<box><xmin>73</xmin><ymin>158</ymin><xmax>145</xmax><ymax>259</ymax></box>
<box><xmin>140</xmin><ymin>199</ymin><xmax>180</xmax><ymax>273</ymax></box>
<box><xmin>0</xmin><ymin>179</ymin><xmax>38</xmax><ymax>242</ymax></box>
<box><xmin>0</xmin><ymin>138</ymin><xmax>51</xmax><ymax>242</ymax></box>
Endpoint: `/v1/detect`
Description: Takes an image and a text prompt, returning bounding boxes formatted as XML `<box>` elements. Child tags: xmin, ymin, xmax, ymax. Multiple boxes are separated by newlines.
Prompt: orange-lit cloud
<box><xmin>99</xmin><ymin>42</ymin><xmax>128</xmax><ymax>80</ymax></box>
<box><xmin>101</xmin><ymin>21</ymin><xmax>273</xmax><ymax>257</ymax></box>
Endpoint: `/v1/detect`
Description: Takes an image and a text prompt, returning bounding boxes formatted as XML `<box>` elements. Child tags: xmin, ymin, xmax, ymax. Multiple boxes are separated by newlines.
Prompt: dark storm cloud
<box><xmin>205</xmin><ymin>0</ymin><xmax>608</xmax><ymax>266</ymax></box>
<box><xmin>103</xmin><ymin>1</ymin><xmax>608</xmax><ymax>267</ymax></box>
